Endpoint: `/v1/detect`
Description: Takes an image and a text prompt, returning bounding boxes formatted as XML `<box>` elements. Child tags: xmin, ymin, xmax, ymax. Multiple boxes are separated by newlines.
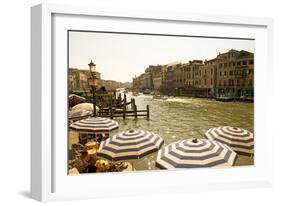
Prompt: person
<box><xmin>86</xmin><ymin>155</ymin><xmax>98</xmax><ymax>173</ymax></box>
<box><xmin>73</xmin><ymin>151</ymin><xmax>89</xmax><ymax>173</ymax></box>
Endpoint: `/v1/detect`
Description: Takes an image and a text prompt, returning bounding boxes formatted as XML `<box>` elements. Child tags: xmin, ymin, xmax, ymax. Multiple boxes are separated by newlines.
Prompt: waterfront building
<box><xmin>69</xmin><ymin>68</ymin><xmax>128</xmax><ymax>91</ymax></box>
<box><xmin>186</xmin><ymin>60</ymin><xmax>204</xmax><ymax>87</ymax></box>
<box><xmin>69</xmin><ymin>68</ymin><xmax>93</xmax><ymax>91</ymax></box>
<box><xmin>133</xmin><ymin>65</ymin><xmax>163</xmax><ymax>91</ymax></box>
<box><xmin>198</xmin><ymin>58</ymin><xmax>217</xmax><ymax>95</ymax></box>
<box><xmin>69</xmin><ymin>70</ymin><xmax>79</xmax><ymax>91</ymax></box>
<box><xmin>153</xmin><ymin>75</ymin><xmax>162</xmax><ymax>90</ymax></box>
<box><xmin>213</xmin><ymin>49</ymin><xmax>254</xmax><ymax>96</ymax></box>
<box><xmin>132</xmin><ymin>75</ymin><xmax>141</xmax><ymax>91</ymax></box>
<box><xmin>69</xmin><ymin>68</ymin><xmax>101</xmax><ymax>91</ymax></box>
<box><xmin>133</xmin><ymin>49</ymin><xmax>254</xmax><ymax>97</ymax></box>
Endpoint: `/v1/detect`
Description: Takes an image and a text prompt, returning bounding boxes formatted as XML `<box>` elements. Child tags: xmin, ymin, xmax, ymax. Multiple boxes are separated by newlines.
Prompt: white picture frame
<box><xmin>31</xmin><ymin>3</ymin><xmax>274</xmax><ymax>202</ymax></box>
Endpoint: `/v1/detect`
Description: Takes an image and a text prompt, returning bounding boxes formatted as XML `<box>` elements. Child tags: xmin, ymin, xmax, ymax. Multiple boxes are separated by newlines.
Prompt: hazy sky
<box><xmin>69</xmin><ymin>31</ymin><xmax>254</xmax><ymax>82</ymax></box>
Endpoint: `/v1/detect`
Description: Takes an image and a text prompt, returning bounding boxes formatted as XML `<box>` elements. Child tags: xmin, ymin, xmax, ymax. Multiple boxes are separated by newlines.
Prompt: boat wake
<box><xmin>165</xmin><ymin>97</ymin><xmax>194</xmax><ymax>104</ymax></box>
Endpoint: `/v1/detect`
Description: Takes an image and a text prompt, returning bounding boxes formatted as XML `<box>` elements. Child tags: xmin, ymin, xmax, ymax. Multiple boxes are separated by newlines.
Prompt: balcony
<box><xmin>234</xmin><ymin>73</ymin><xmax>247</xmax><ymax>78</ymax></box>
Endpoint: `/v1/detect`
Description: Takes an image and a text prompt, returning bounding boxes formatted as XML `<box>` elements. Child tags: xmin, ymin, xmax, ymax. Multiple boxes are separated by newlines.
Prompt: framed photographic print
<box><xmin>31</xmin><ymin>3</ymin><xmax>274</xmax><ymax>201</ymax></box>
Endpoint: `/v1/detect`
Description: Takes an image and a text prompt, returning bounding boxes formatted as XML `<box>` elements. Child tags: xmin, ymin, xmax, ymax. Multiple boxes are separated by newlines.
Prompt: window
<box><xmin>220</xmin><ymin>71</ymin><xmax>222</xmax><ymax>76</ymax></box>
<box><xmin>219</xmin><ymin>63</ymin><xmax>222</xmax><ymax>68</ymax></box>
<box><xmin>232</xmin><ymin>62</ymin><xmax>235</xmax><ymax>66</ymax></box>
<box><xmin>249</xmin><ymin>79</ymin><xmax>253</xmax><ymax>87</ymax></box>
<box><xmin>224</xmin><ymin>71</ymin><xmax>227</xmax><ymax>76</ymax></box>
<box><xmin>224</xmin><ymin>63</ymin><xmax>227</xmax><ymax>68</ymax></box>
<box><xmin>249</xmin><ymin>59</ymin><xmax>254</xmax><ymax>65</ymax></box>
<box><xmin>243</xmin><ymin>61</ymin><xmax>247</xmax><ymax>65</ymax></box>
<box><xmin>237</xmin><ymin>61</ymin><xmax>241</xmax><ymax>66</ymax></box>
<box><xmin>237</xmin><ymin>80</ymin><xmax>240</xmax><ymax>87</ymax></box>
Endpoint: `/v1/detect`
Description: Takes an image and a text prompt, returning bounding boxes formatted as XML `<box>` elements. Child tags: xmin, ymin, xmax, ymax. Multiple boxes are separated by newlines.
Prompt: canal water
<box><xmin>112</xmin><ymin>92</ymin><xmax>254</xmax><ymax>171</ymax></box>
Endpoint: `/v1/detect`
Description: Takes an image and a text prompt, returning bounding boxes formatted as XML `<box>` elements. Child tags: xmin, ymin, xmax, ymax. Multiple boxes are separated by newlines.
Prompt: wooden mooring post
<box><xmin>124</xmin><ymin>94</ymin><xmax>127</xmax><ymax>104</ymax></box>
<box><xmin>123</xmin><ymin>96</ymin><xmax>127</xmax><ymax>119</ymax></box>
<box><xmin>113</xmin><ymin>91</ymin><xmax>116</xmax><ymax>108</ymax></box>
<box><xmin>117</xmin><ymin>93</ymin><xmax>122</xmax><ymax>108</ymax></box>
<box><xmin>109</xmin><ymin>97</ymin><xmax>113</xmax><ymax>119</ymax></box>
<box><xmin>131</xmin><ymin>98</ymin><xmax>135</xmax><ymax>110</ymax></box>
<box><xmin>95</xmin><ymin>91</ymin><xmax>149</xmax><ymax>119</ymax></box>
<box><xmin>134</xmin><ymin>105</ymin><xmax>138</xmax><ymax>119</ymax></box>
<box><xmin>146</xmin><ymin>105</ymin><xmax>150</xmax><ymax>119</ymax></box>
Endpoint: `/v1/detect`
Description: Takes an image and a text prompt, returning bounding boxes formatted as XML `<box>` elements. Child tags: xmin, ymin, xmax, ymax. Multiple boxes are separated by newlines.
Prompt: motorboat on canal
<box><xmin>143</xmin><ymin>89</ymin><xmax>151</xmax><ymax>95</ymax></box>
<box><xmin>215</xmin><ymin>96</ymin><xmax>233</xmax><ymax>102</ymax></box>
<box><xmin>153</xmin><ymin>95</ymin><xmax>168</xmax><ymax>100</ymax></box>
<box><xmin>132</xmin><ymin>91</ymin><xmax>140</xmax><ymax>96</ymax></box>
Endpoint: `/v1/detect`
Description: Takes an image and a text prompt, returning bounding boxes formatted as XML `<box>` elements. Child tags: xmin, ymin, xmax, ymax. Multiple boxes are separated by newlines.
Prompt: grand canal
<box><xmin>112</xmin><ymin>92</ymin><xmax>254</xmax><ymax>171</ymax></box>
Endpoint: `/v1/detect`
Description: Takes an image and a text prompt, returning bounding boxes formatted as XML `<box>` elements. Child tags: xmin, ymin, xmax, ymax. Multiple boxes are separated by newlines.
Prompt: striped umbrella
<box><xmin>69</xmin><ymin>117</ymin><xmax>119</xmax><ymax>134</ymax></box>
<box><xmin>69</xmin><ymin>109</ymin><xmax>92</xmax><ymax>122</ymax></box>
<box><xmin>156</xmin><ymin>138</ymin><xmax>237</xmax><ymax>169</ymax></box>
<box><xmin>97</xmin><ymin>130</ymin><xmax>164</xmax><ymax>162</ymax></box>
<box><xmin>204</xmin><ymin>126</ymin><xmax>254</xmax><ymax>156</ymax></box>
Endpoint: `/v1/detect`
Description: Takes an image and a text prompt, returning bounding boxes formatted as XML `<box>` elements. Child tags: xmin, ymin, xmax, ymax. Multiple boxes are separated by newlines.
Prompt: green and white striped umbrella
<box><xmin>69</xmin><ymin>117</ymin><xmax>118</xmax><ymax>134</ymax></box>
<box><xmin>204</xmin><ymin>126</ymin><xmax>254</xmax><ymax>156</ymax></box>
<box><xmin>97</xmin><ymin>130</ymin><xmax>164</xmax><ymax>162</ymax></box>
<box><xmin>69</xmin><ymin>109</ymin><xmax>92</xmax><ymax>122</ymax></box>
<box><xmin>156</xmin><ymin>138</ymin><xmax>237</xmax><ymax>169</ymax></box>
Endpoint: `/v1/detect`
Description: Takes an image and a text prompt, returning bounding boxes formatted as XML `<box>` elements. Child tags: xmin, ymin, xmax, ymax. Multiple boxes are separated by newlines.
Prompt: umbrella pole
<box><xmin>131</xmin><ymin>161</ymin><xmax>135</xmax><ymax>171</ymax></box>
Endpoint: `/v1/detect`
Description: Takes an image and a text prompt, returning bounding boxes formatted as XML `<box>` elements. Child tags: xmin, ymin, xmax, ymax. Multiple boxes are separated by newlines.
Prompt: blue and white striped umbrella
<box><xmin>69</xmin><ymin>117</ymin><xmax>119</xmax><ymax>134</ymax></box>
<box><xmin>69</xmin><ymin>109</ymin><xmax>92</xmax><ymax>122</ymax></box>
<box><xmin>97</xmin><ymin>130</ymin><xmax>164</xmax><ymax>162</ymax></box>
<box><xmin>204</xmin><ymin>126</ymin><xmax>254</xmax><ymax>156</ymax></box>
<box><xmin>156</xmin><ymin>138</ymin><xmax>237</xmax><ymax>169</ymax></box>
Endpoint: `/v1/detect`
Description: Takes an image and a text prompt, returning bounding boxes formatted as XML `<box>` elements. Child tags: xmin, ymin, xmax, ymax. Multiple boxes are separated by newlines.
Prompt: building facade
<box><xmin>132</xmin><ymin>49</ymin><xmax>254</xmax><ymax>97</ymax></box>
<box><xmin>69</xmin><ymin>68</ymin><xmax>130</xmax><ymax>92</ymax></box>
<box><xmin>213</xmin><ymin>49</ymin><xmax>254</xmax><ymax>96</ymax></box>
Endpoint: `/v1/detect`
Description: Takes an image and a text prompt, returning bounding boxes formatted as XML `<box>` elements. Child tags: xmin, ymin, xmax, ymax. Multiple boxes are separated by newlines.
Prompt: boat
<box><xmin>153</xmin><ymin>95</ymin><xmax>168</xmax><ymax>100</ymax></box>
<box><xmin>215</xmin><ymin>96</ymin><xmax>233</xmax><ymax>102</ymax></box>
<box><xmin>239</xmin><ymin>96</ymin><xmax>254</xmax><ymax>102</ymax></box>
<box><xmin>132</xmin><ymin>91</ymin><xmax>140</xmax><ymax>96</ymax></box>
<box><xmin>143</xmin><ymin>89</ymin><xmax>151</xmax><ymax>94</ymax></box>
